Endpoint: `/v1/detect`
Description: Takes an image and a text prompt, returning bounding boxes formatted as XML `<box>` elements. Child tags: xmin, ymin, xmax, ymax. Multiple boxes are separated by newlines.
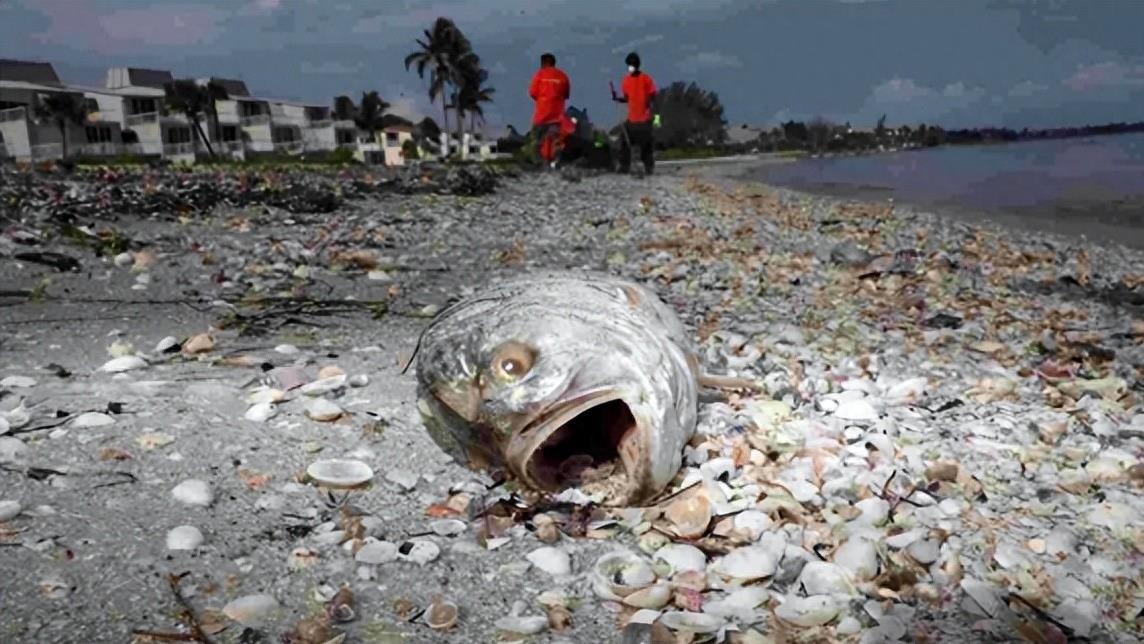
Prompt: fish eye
<box><xmin>490</xmin><ymin>341</ymin><xmax>536</xmax><ymax>381</ymax></box>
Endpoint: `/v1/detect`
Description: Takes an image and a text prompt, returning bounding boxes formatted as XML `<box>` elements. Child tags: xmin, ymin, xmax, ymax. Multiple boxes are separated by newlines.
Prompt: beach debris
<box><xmin>166</xmin><ymin>525</ymin><xmax>205</xmax><ymax>551</ymax></box>
<box><xmin>170</xmin><ymin>479</ymin><xmax>214</xmax><ymax>507</ymax></box>
<box><xmin>413</xmin><ymin>271</ymin><xmax>700</xmax><ymax>506</ymax></box>
<box><xmin>305</xmin><ymin>459</ymin><xmax>374</xmax><ymax>488</ymax></box>
<box><xmin>222</xmin><ymin>593</ymin><xmax>281</xmax><ymax>627</ymax></box>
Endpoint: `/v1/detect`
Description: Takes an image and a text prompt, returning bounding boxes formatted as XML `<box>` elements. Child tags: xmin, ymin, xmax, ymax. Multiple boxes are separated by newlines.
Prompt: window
<box><xmin>273</xmin><ymin>127</ymin><xmax>296</xmax><ymax>143</ymax></box>
<box><xmin>130</xmin><ymin>98</ymin><xmax>156</xmax><ymax>114</ymax></box>
<box><xmin>85</xmin><ymin>126</ymin><xmax>113</xmax><ymax>143</ymax></box>
<box><xmin>240</xmin><ymin>101</ymin><xmax>265</xmax><ymax>117</ymax></box>
<box><xmin>221</xmin><ymin>126</ymin><xmax>238</xmax><ymax>142</ymax></box>
<box><xmin>166</xmin><ymin>127</ymin><xmax>191</xmax><ymax>144</ymax></box>
<box><xmin>385</xmin><ymin>132</ymin><xmax>399</xmax><ymax>146</ymax></box>
<box><xmin>336</xmin><ymin>130</ymin><xmax>355</xmax><ymax>144</ymax></box>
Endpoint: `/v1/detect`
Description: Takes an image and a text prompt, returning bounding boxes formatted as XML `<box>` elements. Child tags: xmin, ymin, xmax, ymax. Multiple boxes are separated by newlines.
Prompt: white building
<box><xmin>97</xmin><ymin>67</ymin><xmax>195</xmax><ymax>164</ymax></box>
<box><xmin>0</xmin><ymin>59</ymin><xmax>112</xmax><ymax>162</ymax></box>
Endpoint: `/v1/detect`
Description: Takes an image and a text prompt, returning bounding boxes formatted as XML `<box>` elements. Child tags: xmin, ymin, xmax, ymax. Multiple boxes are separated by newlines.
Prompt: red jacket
<box><xmin>529</xmin><ymin>66</ymin><xmax>570</xmax><ymax>125</ymax></box>
<box><xmin>621</xmin><ymin>71</ymin><xmax>656</xmax><ymax>123</ymax></box>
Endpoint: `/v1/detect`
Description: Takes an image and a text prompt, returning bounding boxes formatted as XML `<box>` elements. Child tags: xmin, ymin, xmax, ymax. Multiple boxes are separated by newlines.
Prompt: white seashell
<box><xmin>833</xmin><ymin>536</ymin><xmax>878</xmax><ymax>580</ymax></box>
<box><xmin>166</xmin><ymin>525</ymin><xmax>204</xmax><ymax>550</ymax></box>
<box><xmin>243</xmin><ymin>403</ymin><xmax>276</xmax><ymax>423</ymax></box>
<box><xmin>222</xmin><ymin>594</ymin><xmax>281</xmax><ymax>627</ymax></box>
<box><xmin>654</xmin><ymin>543</ymin><xmax>707</xmax><ymax>575</ymax></box>
<box><xmin>304</xmin><ymin>398</ymin><xmax>343</xmax><ymax>422</ymax></box>
<box><xmin>0</xmin><ymin>436</ymin><xmax>28</xmax><ymax>462</ymax></box>
<box><xmin>495</xmin><ymin>615</ymin><xmax>548</xmax><ymax>635</ymax></box>
<box><xmin>3</xmin><ymin>403</ymin><xmax>30</xmax><ymax>429</ymax></box>
<box><xmin>313</xmin><ymin>530</ymin><xmax>347</xmax><ymax>546</ymax></box>
<box><xmin>154</xmin><ymin>336</ymin><xmax>179</xmax><ymax>353</ymax></box>
<box><xmin>0</xmin><ymin>376</ymin><xmax>36</xmax><ymax>388</ymax></box>
<box><xmin>833</xmin><ymin>398</ymin><xmax>879</xmax><ymax>421</ymax></box>
<box><xmin>627</xmin><ymin>609</ymin><xmax>663</xmax><ymax>625</ymax></box>
<box><xmin>0</xmin><ymin>499</ymin><xmax>22</xmax><ymax>521</ymax></box>
<box><xmin>852</xmin><ymin>497</ymin><xmax>890</xmax><ymax>526</ymax></box>
<box><xmin>429</xmin><ymin>519</ymin><xmax>467</xmax><ymax>536</ymax></box>
<box><xmin>306</xmin><ymin>459</ymin><xmax>374</xmax><ymax>488</ymax></box>
<box><xmin>274</xmin><ymin>344</ymin><xmax>300</xmax><ymax>355</ymax></box>
<box><xmin>348</xmin><ymin>374</ymin><xmax>369</xmax><ymax>387</ymax></box>
<box><xmin>907</xmin><ymin>538</ymin><xmax>940</xmax><ymax>565</ymax></box>
<box><xmin>99</xmin><ymin>356</ymin><xmax>148</xmax><ymax>373</ymax></box>
<box><xmin>658</xmin><ymin>611</ymin><xmax>725</xmax><ymax>633</ymax></box>
<box><xmin>114</xmin><ymin>252</ymin><xmax>134</xmax><ymax>267</ymax></box>
<box><xmin>702</xmin><ymin>586</ymin><xmax>770</xmax><ymax>622</ymax></box>
<box><xmin>72</xmin><ymin>412</ymin><xmax>115</xmax><ymax>428</ymax></box>
<box><xmin>0</xmin><ymin>416</ymin><xmax>8</xmax><ymax>435</ymax></box>
<box><xmin>732</xmin><ymin>510</ymin><xmax>773</xmax><ymax>540</ymax></box>
<box><xmin>796</xmin><ymin>561</ymin><xmax>856</xmax><ymax>596</ymax></box>
<box><xmin>712</xmin><ymin>543</ymin><xmax>780</xmax><ymax>580</ymax></box>
<box><xmin>527</xmin><ymin>546</ymin><xmax>572</xmax><ymax>577</ymax></box>
<box><xmin>622</xmin><ymin>583</ymin><xmax>672</xmax><ymax>609</ymax></box>
<box><xmin>836</xmin><ymin>616</ymin><xmax>862</xmax><ymax>634</ymax></box>
<box><xmin>301</xmin><ymin>375</ymin><xmax>348</xmax><ymax>396</ymax></box>
<box><xmin>591</xmin><ymin>551</ymin><xmax>657</xmax><ymax>600</ymax></box>
<box><xmin>774</xmin><ymin>594</ymin><xmax>841</xmax><ymax>627</ymax></box>
<box><xmin>170</xmin><ymin>479</ymin><xmax>214</xmax><ymax>507</ymax></box>
<box><xmin>355</xmin><ymin>541</ymin><xmax>398</xmax><ymax>564</ymax></box>
<box><xmin>398</xmin><ymin>539</ymin><xmax>440</xmax><ymax>565</ymax></box>
<box><xmin>884</xmin><ymin>529</ymin><xmax>925</xmax><ymax>549</ymax></box>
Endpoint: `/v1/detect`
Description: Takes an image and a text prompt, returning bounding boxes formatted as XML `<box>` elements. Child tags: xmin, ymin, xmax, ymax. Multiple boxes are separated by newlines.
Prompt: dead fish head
<box><xmin>414</xmin><ymin>272</ymin><xmax>699</xmax><ymax>507</ymax></box>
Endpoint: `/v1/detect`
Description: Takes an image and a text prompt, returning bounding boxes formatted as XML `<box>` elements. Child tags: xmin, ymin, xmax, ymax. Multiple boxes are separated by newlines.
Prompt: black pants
<box><xmin>618</xmin><ymin>120</ymin><xmax>654</xmax><ymax>174</ymax></box>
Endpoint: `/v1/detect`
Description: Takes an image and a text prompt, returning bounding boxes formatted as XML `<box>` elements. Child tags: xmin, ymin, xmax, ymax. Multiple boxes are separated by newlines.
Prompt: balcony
<box><xmin>79</xmin><ymin>142</ymin><xmax>121</xmax><ymax>157</ymax></box>
<box><xmin>162</xmin><ymin>142</ymin><xmax>195</xmax><ymax>157</ymax></box>
<box><xmin>307</xmin><ymin>119</ymin><xmax>333</xmax><ymax>129</ymax></box>
<box><xmin>220</xmin><ymin>141</ymin><xmax>244</xmax><ymax>154</ymax></box>
<box><xmin>125</xmin><ymin>111</ymin><xmax>159</xmax><ymax>126</ymax></box>
<box><xmin>31</xmin><ymin>143</ymin><xmax>63</xmax><ymax>160</ymax></box>
<box><xmin>0</xmin><ymin>106</ymin><xmax>28</xmax><ymax>123</ymax></box>
<box><xmin>273</xmin><ymin>140</ymin><xmax>304</xmax><ymax>154</ymax></box>
<box><xmin>241</xmin><ymin>113</ymin><xmax>271</xmax><ymax>126</ymax></box>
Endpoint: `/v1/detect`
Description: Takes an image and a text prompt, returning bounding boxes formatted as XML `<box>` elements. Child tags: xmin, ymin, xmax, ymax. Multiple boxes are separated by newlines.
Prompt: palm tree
<box><xmin>404</xmin><ymin>17</ymin><xmax>474</xmax><ymax>152</ymax></box>
<box><xmin>456</xmin><ymin>63</ymin><xmax>495</xmax><ymax>134</ymax></box>
<box><xmin>34</xmin><ymin>92</ymin><xmax>91</xmax><ymax>160</ymax></box>
<box><xmin>333</xmin><ymin>94</ymin><xmax>357</xmax><ymax>122</ymax></box>
<box><xmin>163</xmin><ymin>78</ymin><xmax>214</xmax><ymax>157</ymax></box>
<box><xmin>356</xmin><ymin>91</ymin><xmax>389</xmax><ymax>143</ymax></box>
<box><xmin>203</xmin><ymin>80</ymin><xmax>230</xmax><ymax>149</ymax></box>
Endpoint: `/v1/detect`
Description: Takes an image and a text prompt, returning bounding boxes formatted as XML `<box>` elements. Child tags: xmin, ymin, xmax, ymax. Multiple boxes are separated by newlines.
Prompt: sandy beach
<box><xmin>2</xmin><ymin>163</ymin><xmax>1142</xmax><ymax>643</ymax></box>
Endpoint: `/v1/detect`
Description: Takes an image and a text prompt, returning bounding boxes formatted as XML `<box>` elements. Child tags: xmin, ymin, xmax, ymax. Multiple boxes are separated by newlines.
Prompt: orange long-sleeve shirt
<box><xmin>529</xmin><ymin>66</ymin><xmax>571</xmax><ymax>125</ymax></box>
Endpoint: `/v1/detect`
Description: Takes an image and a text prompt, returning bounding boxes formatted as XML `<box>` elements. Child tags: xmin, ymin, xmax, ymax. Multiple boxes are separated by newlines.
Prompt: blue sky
<box><xmin>2</xmin><ymin>0</ymin><xmax>1142</xmax><ymax>133</ymax></box>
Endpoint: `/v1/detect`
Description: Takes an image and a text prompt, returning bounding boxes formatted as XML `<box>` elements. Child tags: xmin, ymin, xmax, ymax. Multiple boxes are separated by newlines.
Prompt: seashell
<box><xmin>711</xmin><ymin>541</ymin><xmax>781</xmax><ymax>581</ymax></box>
<box><xmin>182</xmin><ymin>333</ymin><xmax>215</xmax><ymax>355</ymax></box>
<box><xmin>170</xmin><ymin>479</ymin><xmax>214</xmax><ymax>507</ymax></box>
<box><xmin>317</xmin><ymin>365</ymin><xmax>346</xmax><ymax>379</ymax></box>
<box><xmin>429</xmin><ymin>519</ymin><xmax>467</xmax><ymax>536</ymax></box>
<box><xmin>495</xmin><ymin>615</ymin><xmax>548</xmax><ymax>635</ymax></box>
<box><xmin>658</xmin><ymin>611</ymin><xmax>725</xmax><ymax>633</ymax></box>
<box><xmin>306</xmin><ymin>459</ymin><xmax>373</xmax><ymax>489</ymax></box>
<box><xmin>301</xmin><ymin>375</ymin><xmax>348</xmax><ymax>396</ymax></box>
<box><xmin>426</xmin><ymin>596</ymin><xmax>459</xmax><ymax>631</ymax></box>
<box><xmin>154</xmin><ymin>336</ymin><xmax>179</xmax><ymax>353</ymax></box>
<box><xmin>398</xmin><ymin>539</ymin><xmax>440</xmax><ymax>565</ymax></box>
<box><xmin>907</xmin><ymin>538</ymin><xmax>940</xmax><ymax>565</ymax></box>
<box><xmin>773</xmin><ymin>594</ymin><xmax>841</xmax><ymax>627</ymax></box>
<box><xmin>348</xmin><ymin>374</ymin><xmax>369</xmax><ymax>387</ymax></box>
<box><xmin>701</xmin><ymin>586</ymin><xmax>770</xmax><ymax>622</ymax></box>
<box><xmin>305</xmin><ymin>398</ymin><xmax>344</xmax><ymax>422</ymax></box>
<box><xmin>355</xmin><ymin>540</ymin><xmax>398</xmax><ymax>564</ymax></box>
<box><xmin>0</xmin><ymin>436</ymin><xmax>29</xmax><ymax>462</ymax></box>
<box><xmin>638</xmin><ymin>530</ymin><xmax>671</xmax><ymax>555</ymax></box>
<box><xmin>732</xmin><ymin>510</ymin><xmax>773</xmax><ymax>540</ymax></box>
<box><xmin>0</xmin><ymin>376</ymin><xmax>36</xmax><ymax>388</ymax></box>
<box><xmin>833</xmin><ymin>536</ymin><xmax>878</xmax><ymax>580</ymax></box>
<box><xmin>621</xmin><ymin>583</ymin><xmax>672</xmax><ymax>609</ymax></box>
<box><xmin>664</xmin><ymin>491</ymin><xmax>712</xmax><ymax>539</ymax></box>
<box><xmin>99</xmin><ymin>356</ymin><xmax>148</xmax><ymax>373</ymax></box>
<box><xmin>591</xmin><ymin>551</ymin><xmax>657</xmax><ymax>601</ymax></box>
<box><xmin>833</xmin><ymin>398</ymin><xmax>879</xmax><ymax>421</ymax></box>
<box><xmin>165</xmin><ymin>525</ymin><xmax>204</xmax><ymax>550</ymax></box>
<box><xmin>0</xmin><ymin>499</ymin><xmax>23</xmax><ymax>521</ymax></box>
<box><xmin>244</xmin><ymin>403</ymin><xmax>276</xmax><ymax>423</ymax></box>
<box><xmin>287</xmin><ymin>547</ymin><xmax>319</xmax><ymax>571</ymax></box>
<box><xmin>526</xmin><ymin>546</ymin><xmax>572</xmax><ymax>577</ymax></box>
<box><xmin>222</xmin><ymin>593</ymin><xmax>281</xmax><ymax>627</ymax></box>
<box><xmin>0</xmin><ymin>416</ymin><xmax>8</xmax><ymax>436</ymax></box>
<box><xmin>796</xmin><ymin>561</ymin><xmax>856</xmax><ymax>596</ymax></box>
<box><xmin>653</xmin><ymin>543</ymin><xmax>707</xmax><ymax>575</ymax></box>
<box><xmin>72</xmin><ymin>412</ymin><xmax>115</xmax><ymax>428</ymax></box>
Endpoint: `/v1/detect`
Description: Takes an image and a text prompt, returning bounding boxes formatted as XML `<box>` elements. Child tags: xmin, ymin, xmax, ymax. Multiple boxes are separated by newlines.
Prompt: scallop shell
<box><xmin>591</xmin><ymin>550</ymin><xmax>657</xmax><ymax>601</ymax></box>
<box><xmin>306</xmin><ymin>459</ymin><xmax>374</xmax><ymax>489</ymax></box>
<box><xmin>426</xmin><ymin>597</ymin><xmax>459</xmax><ymax>631</ymax></box>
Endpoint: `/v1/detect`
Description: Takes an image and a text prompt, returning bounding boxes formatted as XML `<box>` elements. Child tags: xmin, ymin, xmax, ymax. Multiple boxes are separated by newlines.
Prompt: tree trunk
<box><xmin>440</xmin><ymin>95</ymin><xmax>449</xmax><ymax>157</ymax></box>
<box><xmin>192</xmin><ymin>116</ymin><xmax>214</xmax><ymax>157</ymax></box>
<box><xmin>58</xmin><ymin>120</ymin><xmax>67</xmax><ymax>159</ymax></box>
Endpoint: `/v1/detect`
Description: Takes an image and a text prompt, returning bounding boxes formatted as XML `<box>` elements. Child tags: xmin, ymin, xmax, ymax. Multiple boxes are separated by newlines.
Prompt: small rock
<box><xmin>181</xmin><ymin>333</ymin><xmax>215</xmax><ymax>355</ymax></box>
<box><xmin>274</xmin><ymin>344</ymin><xmax>300</xmax><ymax>355</ymax></box>
<box><xmin>304</xmin><ymin>398</ymin><xmax>343</xmax><ymax>422</ymax></box>
<box><xmin>72</xmin><ymin>412</ymin><xmax>115</xmax><ymax>428</ymax></box>
<box><xmin>222</xmin><ymin>594</ymin><xmax>281</xmax><ymax>627</ymax></box>
<box><xmin>907</xmin><ymin>539</ymin><xmax>940</xmax><ymax>565</ymax></box>
<box><xmin>99</xmin><ymin>356</ymin><xmax>147</xmax><ymax>373</ymax></box>
<box><xmin>171</xmin><ymin>479</ymin><xmax>213</xmax><ymax>507</ymax></box>
<box><xmin>527</xmin><ymin>546</ymin><xmax>572</xmax><ymax>576</ymax></box>
<box><xmin>166</xmin><ymin>525</ymin><xmax>204</xmax><ymax>550</ymax></box>
<box><xmin>348</xmin><ymin>374</ymin><xmax>369</xmax><ymax>387</ymax></box>
<box><xmin>384</xmin><ymin>468</ymin><xmax>419</xmax><ymax>491</ymax></box>
<box><xmin>301</xmin><ymin>375</ymin><xmax>347</xmax><ymax>396</ymax></box>
<box><xmin>0</xmin><ymin>436</ymin><xmax>28</xmax><ymax>462</ymax></box>
<box><xmin>244</xmin><ymin>403</ymin><xmax>276</xmax><ymax>423</ymax></box>
<box><xmin>0</xmin><ymin>376</ymin><xmax>36</xmax><ymax>388</ymax></box>
<box><xmin>0</xmin><ymin>499</ymin><xmax>22</xmax><ymax>521</ymax></box>
<box><xmin>429</xmin><ymin>519</ymin><xmax>467</xmax><ymax>536</ymax></box>
<box><xmin>495</xmin><ymin>615</ymin><xmax>549</xmax><ymax>635</ymax></box>
<box><xmin>114</xmin><ymin>252</ymin><xmax>134</xmax><ymax>267</ymax></box>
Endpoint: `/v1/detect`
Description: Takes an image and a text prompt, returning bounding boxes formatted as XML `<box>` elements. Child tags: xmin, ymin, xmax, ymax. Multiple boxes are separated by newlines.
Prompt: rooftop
<box><xmin>0</xmin><ymin>59</ymin><xmax>63</xmax><ymax>86</ymax></box>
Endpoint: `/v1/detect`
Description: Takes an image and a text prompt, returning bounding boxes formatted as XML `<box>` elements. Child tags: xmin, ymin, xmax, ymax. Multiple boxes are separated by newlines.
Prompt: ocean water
<box><xmin>743</xmin><ymin>132</ymin><xmax>1144</xmax><ymax>248</ymax></box>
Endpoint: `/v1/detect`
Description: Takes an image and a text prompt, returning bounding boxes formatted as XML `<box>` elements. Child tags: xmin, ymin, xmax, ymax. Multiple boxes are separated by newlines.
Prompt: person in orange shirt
<box><xmin>611</xmin><ymin>51</ymin><xmax>658</xmax><ymax>176</ymax></box>
<box><xmin>529</xmin><ymin>52</ymin><xmax>571</xmax><ymax>168</ymax></box>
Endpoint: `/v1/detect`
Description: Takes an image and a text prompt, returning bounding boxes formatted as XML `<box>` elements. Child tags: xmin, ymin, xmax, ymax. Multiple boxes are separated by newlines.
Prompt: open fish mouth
<box><xmin>506</xmin><ymin>391</ymin><xmax>645</xmax><ymax>501</ymax></box>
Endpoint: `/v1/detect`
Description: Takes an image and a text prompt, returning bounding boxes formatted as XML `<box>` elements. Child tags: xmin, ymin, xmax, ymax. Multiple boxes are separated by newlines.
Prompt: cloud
<box><xmin>28</xmin><ymin>1</ymin><xmax>226</xmax><ymax>53</ymax></box>
<box><xmin>847</xmin><ymin>76</ymin><xmax>989</xmax><ymax>127</ymax></box>
<box><xmin>611</xmin><ymin>34</ymin><xmax>664</xmax><ymax>54</ymax></box>
<box><xmin>1008</xmin><ymin>80</ymin><xmax>1048</xmax><ymax>97</ymax></box>
<box><xmin>677</xmin><ymin>51</ymin><xmax>742</xmax><ymax>74</ymax></box>
<box><xmin>1063</xmin><ymin>60</ymin><xmax>1144</xmax><ymax>91</ymax></box>
<box><xmin>300</xmin><ymin>60</ymin><xmax>363</xmax><ymax>75</ymax></box>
